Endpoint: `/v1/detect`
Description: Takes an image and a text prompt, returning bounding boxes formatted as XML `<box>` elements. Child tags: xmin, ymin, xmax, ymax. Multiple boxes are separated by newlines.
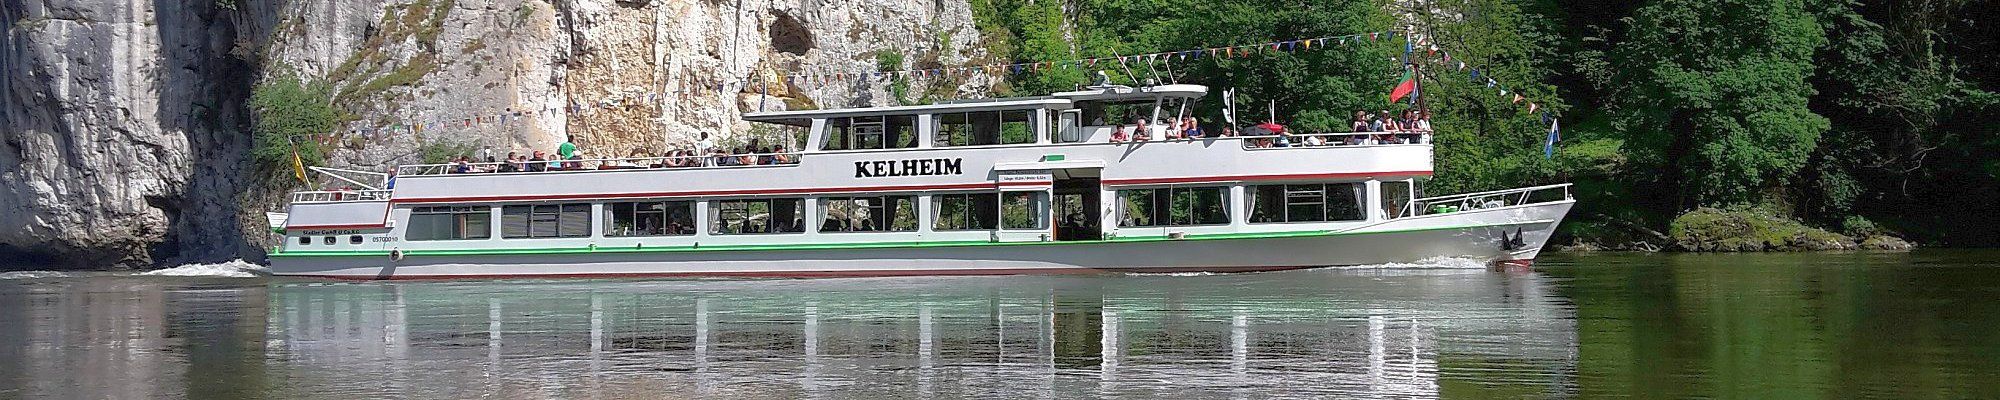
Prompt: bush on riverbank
<box><xmin>1668</xmin><ymin>207</ymin><xmax>1917</xmax><ymax>252</ymax></box>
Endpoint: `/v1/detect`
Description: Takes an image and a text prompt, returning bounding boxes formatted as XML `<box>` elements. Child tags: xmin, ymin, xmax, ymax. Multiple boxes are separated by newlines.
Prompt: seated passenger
<box><xmin>1368</xmin><ymin>113</ymin><xmax>1386</xmax><ymax>132</ymax></box>
<box><xmin>1163</xmin><ymin>119</ymin><xmax>1184</xmax><ymax>140</ymax></box>
<box><xmin>527</xmin><ymin>151</ymin><xmax>547</xmax><ymax>172</ymax></box>
<box><xmin>1110</xmin><ymin>125</ymin><xmax>1131</xmax><ymax>142</ymax></box>
<box><xmin>499</xmin><ymin>152</ymin><xmax>521</xmax><ymax>172</ymax></box>
<box><xmin>1351</xmin><ymin>111</ymin><xmax>1370</xmax><ymax>132</ymax></box>
<box><xmin>1183</xmin><ymin>117</ymin><xmax>1204</xmax><ymax>138</ymax></box>
<box><xmin>450</xmin><ymin>156</ymin><xmax>472</xmax><ymax>174</ymax></box>
<box><xmin>1303</xmin><ymin>134</ymin><xmax>1327</xmax><ymax>146</ymax></box>
<box><xmin>1131</xmin><ymin>118</ymin><xmax>1152</xmax><ymax>141</ymax></box>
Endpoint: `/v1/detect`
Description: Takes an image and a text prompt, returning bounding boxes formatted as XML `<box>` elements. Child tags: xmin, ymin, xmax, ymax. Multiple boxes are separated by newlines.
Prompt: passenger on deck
<box><xmin>1183</xmin><ymin>117</ymin><xmax>1204</xmax><ymax>139</ymax></box>
<box><xmin>385</xmin><ymin>167</ymin><xmax>397</xmax><ymax>189</ymax></box>
<box><xmin>450</xmin><ymin>156</ymin><xmax>472</xmax><ymax>174</ymax></box>
<box><xmin>527</xmin><ymin>151</ymin><xmax>547</xmax><ymax>172</ymax></box>
<box><xmin>1164</xmin><ymin>119</ymin><xmax>1184</xmax><ymax>140</ymax></box>
<box><xmin>1110</xmin><ymin>125</ymin><xmax>1131</xmax><ymax>142</ymax></box>
<box><xmin>1352</xmin><ymin>111</ymin><xmax>1370</xmax><ymax>132</ymax></box>
<box><xmin>566</xmin><ymin>154</ymin><xmax>584</xmax><ymax>170</ymax></box>
<box><xmin>735</xmin><ymin>147</ymin><xmax>757</xmax><ymax>166</ymax></box>
<box><xmin>694</xmin><ymin>133</ymin><xmax>715</xmax><ymax>163</ymax></box>
<box><xmin>499</xmin><ymin>152</ymin><xmax>521</xmax><ymax>172</ymax></box>
<box><xmin>771</xmin><ymin>146</ymin><xmax>794</xmax><ymax>164</ymax></box>
<box><xmin>557</xmin><ymin>135</ymin><xmax>579</xmax><ymax>162</ymax></box>
<box><xmin>1131</xmin><ymin>118</ymin><xmax>1152</xmax><ymax>141</ymax></box>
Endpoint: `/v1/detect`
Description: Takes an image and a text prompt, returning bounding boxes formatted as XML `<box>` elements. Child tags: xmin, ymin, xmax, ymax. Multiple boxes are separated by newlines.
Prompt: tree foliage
<box><xmin>248</xmin><ymin>73</ymin><xmax>337</xmax><ymax>183</ymax></box>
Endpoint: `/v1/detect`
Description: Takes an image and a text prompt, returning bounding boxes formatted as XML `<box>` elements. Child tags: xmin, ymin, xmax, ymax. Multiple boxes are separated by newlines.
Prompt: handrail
<box><xmin>396</xmin><ymin>153</ymin><xmax>805</xmax><ymax>176</ymax></box>
<box><xmin>1414</xmin><ymin>183</ymin><xmax>1573</xmax><ymax>202</ymax></box>
<box><xmin>1233</xmin><ymin>131</ymin><xmax>1433</xmax><ymax>148</ymax></box>
<box><xmin>1396</xmin><ymin>183</ymin><xmax>1571</xmax><ymax>219</ymax></box>
<box><xmin>290</xmin><ymin>190</ymin><xmax>393</xmax><ymax>203</ymax></box>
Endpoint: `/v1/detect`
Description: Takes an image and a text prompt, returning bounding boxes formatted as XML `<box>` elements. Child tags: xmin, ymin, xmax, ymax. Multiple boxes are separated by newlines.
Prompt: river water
<box><xmin>1</xmin><ymin>251</ymin><xmax>1995</xmax><ymax>399</ymax></box>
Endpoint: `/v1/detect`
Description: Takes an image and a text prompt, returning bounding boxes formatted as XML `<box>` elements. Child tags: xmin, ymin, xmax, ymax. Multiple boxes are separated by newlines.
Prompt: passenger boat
<box><xmin>269</xmin><ymin>84</ymin><xmax>1574</xmax><ymax>279</ymax></box>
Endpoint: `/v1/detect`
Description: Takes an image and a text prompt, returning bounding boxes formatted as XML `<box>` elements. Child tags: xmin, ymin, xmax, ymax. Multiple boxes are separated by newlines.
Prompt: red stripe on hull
<box><xmin>1102</xmin><ymin>171</ymin><xmax>1433</xmax><ymax>186</ymax></box>
<box><xmin>285</xmin><ymin>265</ymin><xmax>1321</xmax><ymax>281</ymax></box>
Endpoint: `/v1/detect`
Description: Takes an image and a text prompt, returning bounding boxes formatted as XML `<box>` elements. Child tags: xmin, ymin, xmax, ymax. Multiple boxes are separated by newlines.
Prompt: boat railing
<box><xmin>1397</xmin><ymin>183</ymin><xmax>1572</xmax><ymax>218</ymax></box>
<box><xmin>395</xmin><ymin>153</ymin><xmax>804</xmax><ymax>176</ymax></box>
<box><xmin>1233</xmin><ymin>131</ymin><xmax>1433</xmax><ymax>149</ymax></box>
<box><xmin>290</xmin><ymin>190</ymin><xmax>393</xmax><ymax>203</ymax></box>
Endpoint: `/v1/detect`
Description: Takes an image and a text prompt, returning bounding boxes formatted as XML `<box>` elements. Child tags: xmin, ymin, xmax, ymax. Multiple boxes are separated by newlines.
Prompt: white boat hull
<box><xmin>270</xmin><ymin>201</ymin><xmax>1571</xmax><ymax>279</ymax></box>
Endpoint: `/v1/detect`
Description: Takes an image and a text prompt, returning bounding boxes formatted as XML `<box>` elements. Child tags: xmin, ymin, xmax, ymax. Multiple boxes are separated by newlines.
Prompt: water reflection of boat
<box><xmin>260</xmin><ymin>273</ymin><xmax>1578</xmax><ymax>398</ymax></box>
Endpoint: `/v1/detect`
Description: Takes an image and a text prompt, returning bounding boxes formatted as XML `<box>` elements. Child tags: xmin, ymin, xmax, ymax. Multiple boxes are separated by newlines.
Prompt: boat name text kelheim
<box><xmin>855</xmin><ymin>158</ymin><xmax>964</xmax><ymax>178</ymax></box>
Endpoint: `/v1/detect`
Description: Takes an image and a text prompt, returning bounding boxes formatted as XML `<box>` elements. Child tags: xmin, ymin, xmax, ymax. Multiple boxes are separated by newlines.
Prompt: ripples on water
<box><xmin>3</xmin><ymin>251</ymin><xmax>1998</xmax><ymax>399</ymax></box>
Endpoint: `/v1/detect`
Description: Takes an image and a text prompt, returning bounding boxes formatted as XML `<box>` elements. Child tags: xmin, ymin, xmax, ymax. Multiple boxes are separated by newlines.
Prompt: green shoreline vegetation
<box><xmin>957</xmin><ymin>0</ymin><xmax>1996</xmax><ymax>251</ymax></box>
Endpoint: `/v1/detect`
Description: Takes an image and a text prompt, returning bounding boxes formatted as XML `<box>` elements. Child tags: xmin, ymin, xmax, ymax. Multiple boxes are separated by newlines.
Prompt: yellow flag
<box><xmin>291</xmin><ymin>149</ymin><xmax>309</xmax><ymax>185</ymax></box>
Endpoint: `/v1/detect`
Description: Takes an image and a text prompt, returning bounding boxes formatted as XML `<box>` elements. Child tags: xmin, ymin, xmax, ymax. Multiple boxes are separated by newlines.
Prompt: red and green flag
<box><xmin>1388</xmin><ymin>68</ymin><xmax>1417</xmax><ymax>103</ymax></box>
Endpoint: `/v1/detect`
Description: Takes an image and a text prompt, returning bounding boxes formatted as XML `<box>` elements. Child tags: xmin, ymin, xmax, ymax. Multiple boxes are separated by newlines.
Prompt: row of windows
<box><xmin>1116</xmin><ymin>183</ymin><xmax>1385</xmax><ymax>227</ymax></box>
<box><xmin>401</xmin><ymin>193</ymin><xmax>1051</xmax><ymax>241</ymax></box>
<box><xmin>820</xmin><ymin>111</ymin><xmax>1038</xmax><ymax>150</ymax></box>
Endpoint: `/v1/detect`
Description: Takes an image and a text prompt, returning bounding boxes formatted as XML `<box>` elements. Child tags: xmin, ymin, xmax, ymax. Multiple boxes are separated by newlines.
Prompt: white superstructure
<box><xmin>271</xmin><ymin>85</ymin><xmax>1573</xmax><ymax>279</ymax></box>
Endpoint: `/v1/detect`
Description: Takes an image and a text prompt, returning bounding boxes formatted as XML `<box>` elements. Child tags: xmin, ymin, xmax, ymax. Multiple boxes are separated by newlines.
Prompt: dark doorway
<box><xmin>1054</xmin><ymin>169</ymin><xmax>1101</xmax><ymax>241</ymax></box>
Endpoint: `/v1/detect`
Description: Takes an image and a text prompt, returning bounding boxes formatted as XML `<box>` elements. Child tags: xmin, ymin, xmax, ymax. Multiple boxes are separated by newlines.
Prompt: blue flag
<box><xmin>1544</xmin><ymin>119</ymin><xmax>1561</xmax><ymax>159</ymax></box>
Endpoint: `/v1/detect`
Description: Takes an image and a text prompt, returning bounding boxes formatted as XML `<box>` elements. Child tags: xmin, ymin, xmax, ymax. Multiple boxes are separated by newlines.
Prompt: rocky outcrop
<box><xmin>270</xmin><ymin>0</ymin><xmax>986</xmax><ymax>168</ymax></box>
<box><xmin>1</xmin><ymin>0</ymin><xmax>263</xmax><ymax>268</ymax></box>
<box><xmin>1</xmin><ymin>0</ymin><xmax>983</xmax><ymax>268</ymax></box>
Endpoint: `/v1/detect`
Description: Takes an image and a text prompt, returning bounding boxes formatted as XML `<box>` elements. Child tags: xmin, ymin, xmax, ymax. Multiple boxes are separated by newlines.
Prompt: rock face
<box><xmin>1</xmin><ymin>0</ymin><xmax>983</xmax><ymax>268</ymax></box>
<box><xmin>1</xmin><ymin>0</ymin><xmax>262</xmax><ymax>268</ymax></box>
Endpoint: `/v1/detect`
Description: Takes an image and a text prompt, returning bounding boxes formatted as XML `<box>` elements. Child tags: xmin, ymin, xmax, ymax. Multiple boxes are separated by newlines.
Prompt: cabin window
<box><xmin>297</xmin><ymin>236</ymin><xmax>310</xmax><ymax>245</ymax></box>
<box><xmin>349</xmin><ymin>235</ymin><xmax>363</xmax><ymax>244</ymax></box>
<box><xmin>820</xmin><ymin>196</ymin><xmax>918</xmax><ymax>232</ymax></box>
<box><xmin>711</xmin><ymin>198</ymin><xmax>806</xmax><ymax>234</ymax></box>
<box><xmin>1380</xmin><ymin>180</ymin><xmax>1414</xmax><ymax>219</ymax></box>
<box><xmin>605</xmin><ymin>201</ymin><xmax>696</xmax><ymax>237</ymax></box>
<box><xmin>406</xmin><ymin>206</ymin><xmax>495</xmax><ymax>241</ymax></box>
<box><xmin>935</xmin><ymin>110</ymin><xmax>1035</xmax><ymax>147</ymax></box>
<box><xmin>1116</xmin><ymin>186</ymin><xmax>1230</xmax><ymax>227</ymax></box>
<box><xmin>502</xmin><ymin>203</ymin><xmax>591</xmax><ymax>238</ymax></box>
<box><xmin>321</xmin><ymin>236</ymin><xmax>334</xmax><ymax>245</ymax></box>
<box><xmin>823</xmin><ymin>115</ymin><xmax>917</xmax><ymax>150</ymax></box>
<box><xmin>1248</xmin><ymin>183</ymin><xmax>1366</xmax><ymax>223</ymax></box>
<box><xmin>1001</xmin><ymin>191</ymin><xmax>1050</xmax><ymax>230</ymax></box>
<box><xmin>932</xmin><ymin>193</ymin><xmax>999</xmax><ymax>230</ymax></box>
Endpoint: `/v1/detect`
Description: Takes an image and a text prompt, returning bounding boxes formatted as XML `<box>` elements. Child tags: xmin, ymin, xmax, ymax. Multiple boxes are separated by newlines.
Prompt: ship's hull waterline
<box><xmin>270</xmin><ymin>201</ymin><xmax>1571</xmax><ymax>279</ymax></box>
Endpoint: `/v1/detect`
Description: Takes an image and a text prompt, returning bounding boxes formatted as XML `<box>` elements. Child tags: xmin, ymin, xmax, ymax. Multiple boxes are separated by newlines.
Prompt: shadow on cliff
<box><xmin>147</xmin><ymin>0</ymin><xmax>280</xmax><ymax>267</ymax></box>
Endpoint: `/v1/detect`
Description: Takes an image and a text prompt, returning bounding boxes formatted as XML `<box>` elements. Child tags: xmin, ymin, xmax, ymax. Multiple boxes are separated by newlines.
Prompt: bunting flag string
<box><xmin>332</xmin><ymin>31</ymin><xmax>1408</xmax><ymax>141</ymax></box>
<box><xmin>1401</xmin><ymin>32</ymin><xmax>1563</xmax><ymax>157</ymax></box>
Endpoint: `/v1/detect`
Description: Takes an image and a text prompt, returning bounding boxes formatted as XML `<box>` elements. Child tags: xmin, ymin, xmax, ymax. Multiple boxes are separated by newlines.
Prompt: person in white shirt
<box><xmin>694</xmin><ymin>132</ymin><xmax>716</xmax><ymax>166</ymax></box>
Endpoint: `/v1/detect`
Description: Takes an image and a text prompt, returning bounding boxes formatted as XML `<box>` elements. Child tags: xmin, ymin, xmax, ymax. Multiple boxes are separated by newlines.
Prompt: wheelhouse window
<box><xmin>820</xmin><ymin>196</ymin><xmax>918</xmax><ymax>232</ymax></box>
<box><xmin>605</xmin><ymin>201</ymin><xmax>695</xmax><ymax>237</ymax></box>
<box><xmin>823</xmin><ymin>115</ymin><xmax>917</xmax><ymax>150</ymax></box>
<box><xmin>1117</xmin><ymin>186</ymin><xmax>1229</xmax><ymax>227</ymax></box>
<box><xmin>712</xmin><ymin>198</ymin><xmax>806</xmax><ymax>234</ymax></box>
<box><xmin>1001</xmin><ymin>191</ymin><xmax>1049</xmax><ymax>230</ymax></box>
<box><xmin>935</xmin><ymin>110</ymin><xmax>1035</xmax><ymax>147</ymax></box>
<box><xmin>502</xmin><ymin>203</ymin><xmax>591</xmax><ymax>238</ymax></box>
<box><xmin>933</xmin><ymin>193</ymin><xmax>1000</xmax><ymax>230</ymax></box>
<box><xmin>405</xmin><ymin>206</ymin><xmax>492</xmax><ymax>241</ymax></box>
<box><xmin>1248</xmin><ymin>183</ymin><xmax>1366</xmax><ymax>223</ymax></box>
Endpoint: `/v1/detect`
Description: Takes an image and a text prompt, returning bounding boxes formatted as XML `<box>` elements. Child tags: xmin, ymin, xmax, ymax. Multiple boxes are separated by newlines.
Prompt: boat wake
<box><xmin>0</xmin><ymin>271</ymin><xmax>73</xmax><ymax>280</ymax></box>
<box><xmin>139</xmin><ymin>260</ymin><xmax>271</xmax><ymax>278</ymax></box>
<box><xmin>1329</xmin><ymin>256</ymin><xmax>1492</xmax><ymax>270</ymax></box>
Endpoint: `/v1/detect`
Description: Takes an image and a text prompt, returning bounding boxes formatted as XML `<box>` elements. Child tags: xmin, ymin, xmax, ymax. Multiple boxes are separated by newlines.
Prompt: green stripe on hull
<box><xmin>271</xmin><ymin>221</ymin><xmax>1544</xmax><ymax>258</ymax></box>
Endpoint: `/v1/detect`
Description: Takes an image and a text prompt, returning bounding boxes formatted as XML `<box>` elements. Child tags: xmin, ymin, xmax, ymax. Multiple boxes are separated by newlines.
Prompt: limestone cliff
<box><xmin>0</xmin><ymin>0</ymin><xmax>984</xmax><ymax>268</ymax></box>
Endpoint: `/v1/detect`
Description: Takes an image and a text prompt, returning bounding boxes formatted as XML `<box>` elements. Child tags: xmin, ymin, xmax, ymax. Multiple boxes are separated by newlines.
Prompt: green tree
<box><xmin>248</xmin><ymin>73</ymin><xmax>338</xmax><ymax>184</ymax></box>
<box><xmin>1612</xmin><ymin>0</ymin><xmax>1831</xmax><ymax>208</ymax></box>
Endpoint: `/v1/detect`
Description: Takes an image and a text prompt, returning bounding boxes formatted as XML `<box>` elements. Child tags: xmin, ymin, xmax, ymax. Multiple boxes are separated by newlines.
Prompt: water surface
<box><xmin>1</xmin><ymin>251</ymin><xmax>1996</xmax><ymax>398</ymax></box>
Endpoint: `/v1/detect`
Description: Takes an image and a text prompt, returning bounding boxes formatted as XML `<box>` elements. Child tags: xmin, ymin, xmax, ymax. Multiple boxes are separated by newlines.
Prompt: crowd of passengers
<box><xmin>442</xmin><ymin>133</ymin><xmax>800</xmax><ymax>174</ymax></box>
<box><xmin>1111</xmin><ymin>109</ymin><xmax>1432</xmax><ymax>148</ymax></box>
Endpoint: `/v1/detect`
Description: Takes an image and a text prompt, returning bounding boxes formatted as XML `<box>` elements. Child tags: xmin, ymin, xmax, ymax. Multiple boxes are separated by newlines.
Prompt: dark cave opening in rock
<box><xmin>769</xmin><ymin>13</ymin><xmax>814</xmax><ymax>55</ymax></box>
